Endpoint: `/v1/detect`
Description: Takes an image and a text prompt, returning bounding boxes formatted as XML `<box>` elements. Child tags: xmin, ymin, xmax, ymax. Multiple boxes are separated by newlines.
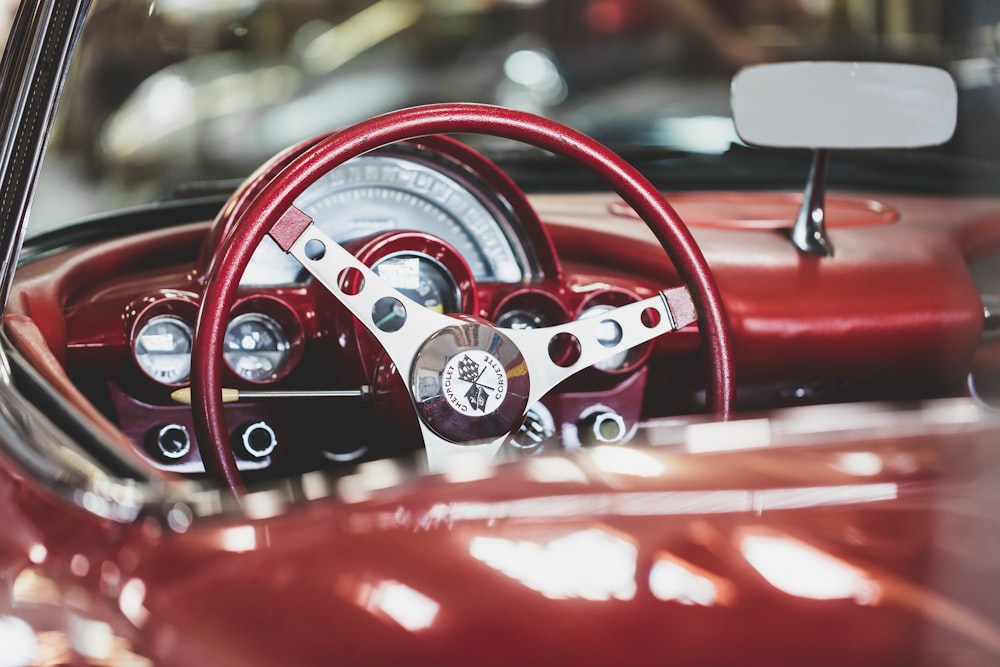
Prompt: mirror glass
<box><xmin>731</xmin><ymin>62</ymin><xmax>957</xmax><ymax>150</ymax></box>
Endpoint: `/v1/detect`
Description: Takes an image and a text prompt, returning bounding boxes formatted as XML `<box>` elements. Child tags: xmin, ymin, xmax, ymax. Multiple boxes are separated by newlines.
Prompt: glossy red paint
<box><xmin>3</xmin><ymin>401</ymin><xmax>993</xmax><ymax>666</ymax></box>
<box><xmin>541</xmin><ymin>192</ymin><xmax>986</xmax><ymax>391</ymax></box>
<box><xmin>609</xmin><ymin>191</ymin><xmax>900</xmax><ymax>230</ymax></box>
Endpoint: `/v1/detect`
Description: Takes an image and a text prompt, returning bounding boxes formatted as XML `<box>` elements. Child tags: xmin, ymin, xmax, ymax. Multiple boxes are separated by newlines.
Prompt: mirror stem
<box><xmin>791</xmin><ymin>148</ymin><xmax>834</xmax><ymax>257</ymax></box>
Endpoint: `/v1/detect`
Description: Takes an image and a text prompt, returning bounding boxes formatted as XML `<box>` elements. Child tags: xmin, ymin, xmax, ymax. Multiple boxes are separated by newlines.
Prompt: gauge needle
<box><xmin>374</xmin><ymin>301</ymin><xmax>406</xmax><ymax>328</ymax></box>
<box><xmin>170</xmin><ymin>386</ymin><xmax>370</xmax><ymax>405</ymax></box>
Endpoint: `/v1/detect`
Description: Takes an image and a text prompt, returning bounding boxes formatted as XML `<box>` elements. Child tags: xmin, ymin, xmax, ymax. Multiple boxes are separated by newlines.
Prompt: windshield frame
<box><xmin>0</xmin><ymin>0</ymin><xmax>91</xmax><ymax>307</ymax></box>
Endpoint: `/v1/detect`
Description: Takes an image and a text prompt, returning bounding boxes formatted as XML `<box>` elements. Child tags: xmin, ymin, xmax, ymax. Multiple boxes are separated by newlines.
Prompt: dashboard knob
<box><xmin>577</xmin><ymin>411</ymin><xmax>627</xmax><ymax>446</ymax></box>
<box><xmin>155</xmin><ymin>424</ymin><xmax>191</xmax><ymax>460</ymax></box>
<box><xmin>239</xmin><ymin>421</ymin><xmax>279</xmax><ymax>459</ymax></box>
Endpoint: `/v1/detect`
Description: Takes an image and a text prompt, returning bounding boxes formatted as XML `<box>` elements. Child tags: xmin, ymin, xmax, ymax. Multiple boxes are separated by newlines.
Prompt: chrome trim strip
<box><xmin>0</xmin><ymin>0</ymin><xmax>93</xmax><ymax>306</ymax></box>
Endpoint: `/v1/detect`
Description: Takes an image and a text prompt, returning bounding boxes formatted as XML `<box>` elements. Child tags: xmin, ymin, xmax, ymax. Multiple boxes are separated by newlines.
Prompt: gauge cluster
<box><xmin>60</xmin><ymin>137</ymin><xmax>673</xmax><ymax>478</ymax></box>
<box><xmin>129</xmin><ymin>295</ymin><xmax>304</xmax><ymax>388</ymax></box>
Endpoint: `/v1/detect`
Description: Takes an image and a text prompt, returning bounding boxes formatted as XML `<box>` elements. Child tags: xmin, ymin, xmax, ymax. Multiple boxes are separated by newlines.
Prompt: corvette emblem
<box><xmin>442</xmin><ymin>350</ymin><xmax>508</xmax><ymax>415</ymax></box>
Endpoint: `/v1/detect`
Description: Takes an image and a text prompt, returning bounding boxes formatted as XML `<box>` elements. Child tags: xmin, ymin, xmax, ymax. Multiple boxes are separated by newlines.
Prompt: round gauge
<box><xmin>372</xmin><ymin>253</ymin><xmax>461</xmax><ymax>314</ymax></box>
<box><xmin>495</xmin><ymin>308</ymin><xmax>549</xmax><ymax>330</ymax></box>
<box><xmin>134</xmin><ymin>315</ymin><xmax>193</xmax><ymax>385</ymax></box>
<box><xmin>241</xmin><ymin>154</ymin><xmax>526</xmax><ymax>286</ymax></box>
<box><xmin>492</xmin><ymin>290</ymin><xmax>569</xmax><ymax>332</ymax></box>
<box><xmin>224</xmin><ymin>313</ymin><xmax>291</xmax><ymax>382</ymax></box>
<box><xmin>577</xmin><ymin>304</ymin><xmax>628</xmax><ymax>371</ymax></box>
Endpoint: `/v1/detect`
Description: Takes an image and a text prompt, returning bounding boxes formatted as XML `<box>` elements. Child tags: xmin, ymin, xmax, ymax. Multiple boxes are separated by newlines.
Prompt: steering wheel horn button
<box><xmin>441</xmin><ymin>350</ymin><xmax>509</xmax><ymax>415</ymax></box>
<box><xmin>412</xmin><ymin>322</ymin><xmax>530</xmax><ymax>444</ymax></box>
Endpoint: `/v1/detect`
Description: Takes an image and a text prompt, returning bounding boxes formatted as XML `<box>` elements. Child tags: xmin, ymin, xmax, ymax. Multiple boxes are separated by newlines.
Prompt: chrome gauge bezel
<box><xmin>495</xmin><ymin>308</ymin><xmax>548</xmax><ymax>330</ymax></box>
<box><xmin>371</xmin><ymin>251</ymin><xmax>463</xmax><ymax>315</ymax></box>
<box><xmin>492</xmin><ymin>289</ymin><xmax>571</xmax><ymax>332</ymax></box>
<box><xmin>223</xmin><ymin>312</ymin><xmax>292</xmax><ymax>383</ymax></box>
<box><xmin>133</xmin><ymin>314</ymin><xmax>194</xmax><ymax>386</ymax></box>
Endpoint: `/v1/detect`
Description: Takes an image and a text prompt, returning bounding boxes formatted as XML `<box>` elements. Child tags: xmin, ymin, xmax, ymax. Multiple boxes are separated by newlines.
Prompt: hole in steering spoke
<box><xmin>338</xmin><ymin>268</ymin><xmax>364</xmax><ymax>296</ymax></box>
<box><xmin>304</xmin><ymin>239</ymin><xmax>326</xmax><ymax>261</ymax></box>
<box><xmin>597</xmin><ymin>319</ymin><xmax>623</xmax><ymax>348</ymax></box>
<box><xmin>548</xmin><ymin>332</ymin><xmax>581</xmax><ymax>368</ymax></box>
<box><xmin>641</xmin><ymin>307</ymin><xmax>661</xmax><ymax>328</ymax></box>
<box><xmin>372</xmin><ymin>297</ymin><xmax>407</xmax><ymax>332</ymax></box>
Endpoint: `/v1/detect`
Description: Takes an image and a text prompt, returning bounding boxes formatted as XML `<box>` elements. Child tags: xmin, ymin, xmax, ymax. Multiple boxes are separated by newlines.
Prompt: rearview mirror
<box><xmin>731</xmin><ymin>61</ymin><xmax>957</xmax><ymax>149</ymax></box>
<box><xmin>730</xmin><ymin>62</ymin><xmax>957</xmax><ymax>257</ymax></box>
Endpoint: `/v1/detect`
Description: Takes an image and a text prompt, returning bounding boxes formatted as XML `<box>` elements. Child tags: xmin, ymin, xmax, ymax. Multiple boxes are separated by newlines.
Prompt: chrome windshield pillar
<box><xmin>0</xmin><ymin>0</ymin><xmax>92</xmax><ymax>307</ymax></box>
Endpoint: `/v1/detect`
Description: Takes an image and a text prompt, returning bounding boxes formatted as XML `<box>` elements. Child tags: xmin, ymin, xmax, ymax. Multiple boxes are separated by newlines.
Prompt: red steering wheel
<box><xmin>192</xmin><ymin>104</ymin><xmax>735</xmax><ymax>494</ymax></box>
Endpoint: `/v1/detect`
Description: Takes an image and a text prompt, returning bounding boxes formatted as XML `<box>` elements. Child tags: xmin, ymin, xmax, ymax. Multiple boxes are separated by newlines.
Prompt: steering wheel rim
<box><xmin>192</xmin><ymin>103</ymin><xmax>735</xmax><ymax>494</ymax></box>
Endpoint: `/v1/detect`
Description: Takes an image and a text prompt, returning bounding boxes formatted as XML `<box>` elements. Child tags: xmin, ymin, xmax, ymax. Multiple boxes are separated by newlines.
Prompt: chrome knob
<box><xmin>578</xmin><ymin>411</ymin><xmax>626</xmax><ymax>446</ymax></box>
<box><xmin>156</xmin><ymin>424</ymin><xmax>191</xmax><ymax>460</ymax></box>
<box><xmin>240</xmin><ymin>421</ymin><xmax>278</xmax><ymax>459</ymax></box>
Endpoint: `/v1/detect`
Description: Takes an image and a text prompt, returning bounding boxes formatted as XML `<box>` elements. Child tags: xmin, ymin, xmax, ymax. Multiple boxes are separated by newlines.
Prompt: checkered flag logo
<box><xmin>464</xmin><ymin>384</ymin><xmax>489</xmax><ymax>413</ymax></box>
<box><xmin>457</xmin><ymin>355</ymin><xmax>481</xmax><ymax>383</ymax></box>
<box><xmin>441</xmin><ymin>350</ymin><xmax>507</xmax><ymax>416</ymax></box>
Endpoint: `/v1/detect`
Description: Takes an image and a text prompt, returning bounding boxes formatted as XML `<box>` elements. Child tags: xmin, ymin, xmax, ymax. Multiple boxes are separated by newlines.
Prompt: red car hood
<box><xmin>49</xmin><ymin>402</ymin><xmax>995</xmax><ymax>666</ymax></box>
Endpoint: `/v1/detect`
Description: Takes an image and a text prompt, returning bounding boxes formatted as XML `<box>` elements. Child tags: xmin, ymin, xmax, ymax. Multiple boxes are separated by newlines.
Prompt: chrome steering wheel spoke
<box><xmin>277</xmin><ymin>211</ymin><xmax>457</xmax><ymax>381</ymax></box>
<box><xmin>273</xmin><ymin>207</ymin><xmax>697</xmax><ymax>472</ymax></box>
<box><xmin>505</xmin><ymin>287</ymin><xmax>697</xmax><ymax>405</ymax></box>
<box><xmin>276</xmin><ymin>210</ymin><xmax>521</xmax><ymax>471</ymax></box>
<box><xmin>419</xmin><ymin>423</ymin><xmax>506</xmax><ymax>472</ymax></box>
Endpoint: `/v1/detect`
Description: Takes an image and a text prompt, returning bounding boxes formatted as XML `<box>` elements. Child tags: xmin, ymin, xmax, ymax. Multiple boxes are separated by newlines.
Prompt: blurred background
<box><xmin>14</xmin><ymin>0</ymin><xmax>1000</xmax><ymax>231</ymax></box>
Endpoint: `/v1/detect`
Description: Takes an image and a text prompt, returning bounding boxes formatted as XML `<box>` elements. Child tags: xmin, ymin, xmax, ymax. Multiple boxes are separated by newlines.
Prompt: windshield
<box><xmin>27</xmin><ymin>0</ymin><xmax>1000</xmax><ymax>235</ymax></box>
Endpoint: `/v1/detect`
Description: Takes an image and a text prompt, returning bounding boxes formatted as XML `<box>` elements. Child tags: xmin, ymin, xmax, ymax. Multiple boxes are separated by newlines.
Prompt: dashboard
<box><xmin>47</xmin><ymin>138</ymin><xmax>670</xmax><ymax>478</ymax></box>
<box><xmin>135</xmin><ymin>144</ymin><xmax>542</xmax><ymax>389</ymax></box>
<box><xmin>5</xmin><ymin>119</ymin><xmax>992</xmax><ymax>484</ymax></box>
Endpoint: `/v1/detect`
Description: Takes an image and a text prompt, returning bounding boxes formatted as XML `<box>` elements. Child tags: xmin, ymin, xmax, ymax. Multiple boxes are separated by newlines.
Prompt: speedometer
<box><xmin>241</xmin><ymin>152</ymin><xmax>527</xmax><ymax>286</ymax></box>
